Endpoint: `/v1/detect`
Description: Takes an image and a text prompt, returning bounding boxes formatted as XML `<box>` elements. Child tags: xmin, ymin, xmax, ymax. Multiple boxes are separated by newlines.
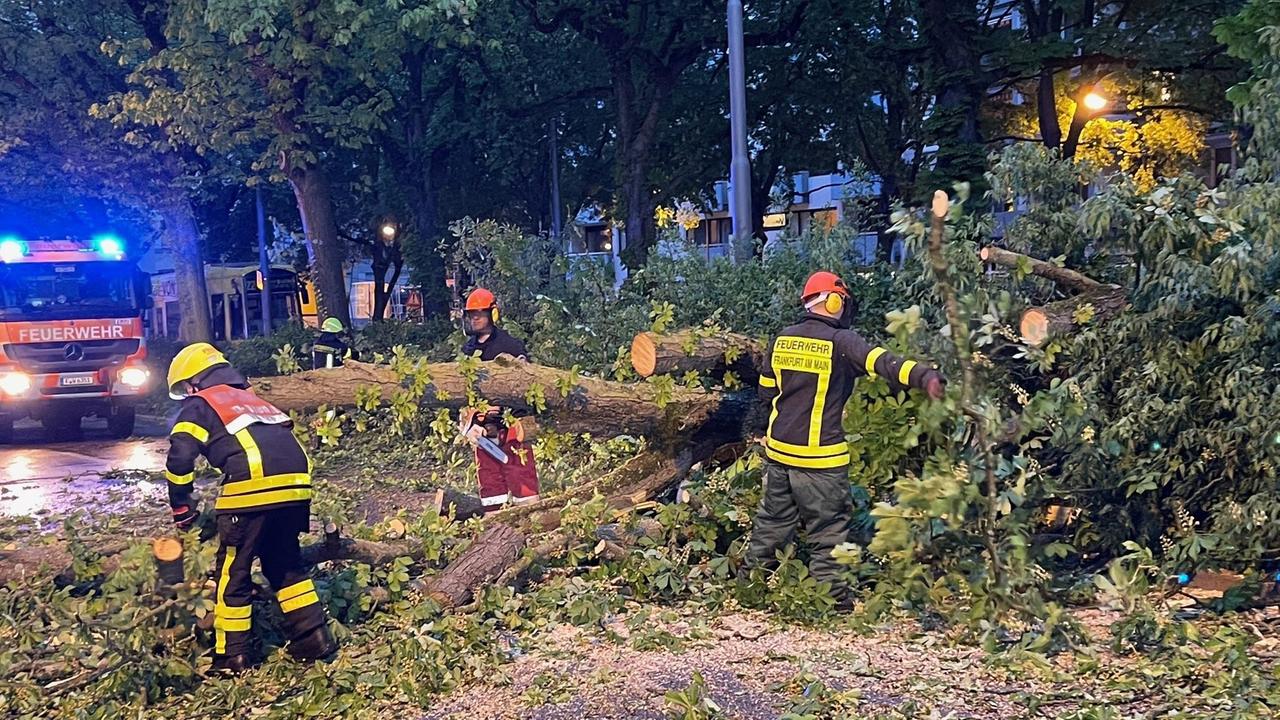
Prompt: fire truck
<box><xmin>0</xmin><ymin>235</ymin><xmax>152</xmax><ymax>441</ymax></box>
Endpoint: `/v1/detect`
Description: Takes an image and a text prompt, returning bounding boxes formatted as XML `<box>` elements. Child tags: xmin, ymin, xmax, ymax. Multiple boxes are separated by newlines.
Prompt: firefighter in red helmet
<box><xmin>748</xmin><ymin>271</ymin><xmax>945</xmax><ymax>609</ymax></box>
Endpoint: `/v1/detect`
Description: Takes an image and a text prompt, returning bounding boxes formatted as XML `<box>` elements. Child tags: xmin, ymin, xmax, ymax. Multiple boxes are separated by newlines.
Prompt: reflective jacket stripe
<box><xmin>214</xmin><ymin>486</ymin><xmax>313</xmax><ymax>511</ymax></box>
<box><xmin>171</xmin><ymin>421</ymin><xmax>209</xmax><ymax>443</ymax></box>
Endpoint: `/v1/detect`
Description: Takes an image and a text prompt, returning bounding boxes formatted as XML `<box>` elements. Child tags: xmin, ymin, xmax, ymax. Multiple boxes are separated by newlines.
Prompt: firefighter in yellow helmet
<box><xmin>165</xmin><ymin>343</ymin><xmax>337</xmax><ymax>673</ymax></box>
<box><xmin>312</xmin><ymin>317</ymin><xmax>353</xmax><ymax>369</ymax></box>
<box><xmin>749</xmin><ymin>271</ymin><xmax>945</xmax><ymax>610</ymax></box>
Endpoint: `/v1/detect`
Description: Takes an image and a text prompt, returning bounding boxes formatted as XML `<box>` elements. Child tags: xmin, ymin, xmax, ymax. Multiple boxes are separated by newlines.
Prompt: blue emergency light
<box><xmin>1176</xmin><ymin>572</ymin><xmax>1190</xmax><ymax>585</ymax></box>
<box><xmin>92</xmin><ymin>234</ymin><xmax>125</xmax><ymax>259</ymax></box>
<box><xmin>0</xmin><ymin>235</ymin><xmax>26</xmax><ymax>262</ymax></box>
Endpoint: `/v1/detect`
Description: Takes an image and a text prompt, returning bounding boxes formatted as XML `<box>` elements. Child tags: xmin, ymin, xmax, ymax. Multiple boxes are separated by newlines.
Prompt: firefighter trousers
<box><xmin>212</xmin><ymin>505</ymin><xmax>327</xmax><ymax>657</ymax></box>
<box><xmin>476</xmin><ymin>429</ymin><xmax>540</xmax><ymax>512</ymax></box>
<box><xmin>746</xmin><ymin>459</ymin><xmax>853</xmax><ymax>598</ymax></box>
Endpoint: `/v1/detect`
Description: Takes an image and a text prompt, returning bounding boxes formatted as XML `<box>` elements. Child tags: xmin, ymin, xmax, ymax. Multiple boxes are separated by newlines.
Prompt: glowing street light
<box><xmin>1082</xmin><ymin>90</ymin><xmax>1109</xmax><ymax>113</ymax></box>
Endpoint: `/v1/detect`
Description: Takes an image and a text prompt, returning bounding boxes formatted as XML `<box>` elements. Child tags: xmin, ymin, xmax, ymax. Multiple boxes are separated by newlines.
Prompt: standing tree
<box><xmin>514</xmin><ymin>0</ymin><xmax>810</xmax><ymax>267</ymax></box>
<box><xmin>100</xmin><ymin>1</ymin><xmax>473</xmax><ymax>328</ymax></box>
<box><xmin>0</xmin><ymin>0</ymin><xmax>213</xmax><ymax>342</ymax></box>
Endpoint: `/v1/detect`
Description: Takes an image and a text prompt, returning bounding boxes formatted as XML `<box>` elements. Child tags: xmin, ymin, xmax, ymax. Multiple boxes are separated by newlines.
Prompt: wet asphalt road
<box><xmin>0</xmin><ymin>415</ymin><xmax>170</xmax><ymax>517</ymax></box>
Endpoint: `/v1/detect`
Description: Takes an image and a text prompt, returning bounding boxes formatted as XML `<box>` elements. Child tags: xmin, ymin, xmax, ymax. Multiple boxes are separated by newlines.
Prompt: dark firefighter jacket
<box><xmin>461</xmin><ymin>326</ymin><xmax>529</xmax><ymax>361</ymax></box>
<box><xmin>461</xmin><ymin>326</ymin><xmax>530</xmax><ymax>435</ymax></box>
<box><xmin>312</xmin><ymin>332</ymin><xmax>351</xmax><ymax>369</ymax></box>
<box><xmin>757</xmin><ymin>313</ymin><xmax>942</xmax><ymax>470</ymax></box>
<box><xmin>165</xmin><ymin>365</ymin><xmax>312</xmax><ymax>515</ymax></box>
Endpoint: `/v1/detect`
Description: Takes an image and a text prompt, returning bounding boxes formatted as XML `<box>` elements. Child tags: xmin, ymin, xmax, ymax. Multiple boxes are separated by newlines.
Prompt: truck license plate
<box><xmin>59</xmin><ymin>374</ymin><xmax>97</xmax><ymax>387</ymax></box>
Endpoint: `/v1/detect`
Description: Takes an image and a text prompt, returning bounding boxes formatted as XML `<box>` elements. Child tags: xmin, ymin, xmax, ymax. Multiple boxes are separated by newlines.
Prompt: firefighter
<box><xmin>165</xmin><ymin>343</ymin><xmax>337</xmax><ymax>674</ymax></box>
<box><xmin>312</xmin><ymin>317</ymin><xmax>352</xmax><ymax>369</ymax></box>
<box><xmin>458</xmin><ymin>288</ymin><xmax>540</xmax><ymax>512</ymax></box>
<box><xmin>749</xmin><ymin>271</ymin><xmax>945</xmax><ymax>608</ymax></box>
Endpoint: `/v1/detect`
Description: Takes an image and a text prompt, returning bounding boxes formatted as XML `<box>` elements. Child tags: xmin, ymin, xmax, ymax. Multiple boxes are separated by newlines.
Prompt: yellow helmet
<box><xmin>167</xmin><ymin>342</ymin><xmax>230</xmax><ymax>400</ymax></box>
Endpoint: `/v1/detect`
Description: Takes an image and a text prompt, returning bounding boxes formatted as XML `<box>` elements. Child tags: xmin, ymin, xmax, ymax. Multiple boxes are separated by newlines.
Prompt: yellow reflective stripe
<box><xmin>898</xmin><ymin>360</ymin><xmax>918</xmax><ymax>386</ymax></box>
<box><xmin>235</xmin><ymin>429</ymin><xmax>264</xmax><ymax>479</ymax></box>
<box><xmin>758</xmin><ymin>374</ymin><xmax>777</xmax><ymax>388</ymax></box>
<box><xmin>165</xmin><ymin>470</ymin><xmax>195</xmax><ymax>486</ymax></box>
<box><xmin>766</xmin><ymin>357</ymin><xmax>783</xmax><ymax>444</ymax></box>
<box><xmin>765</xmin><ymin>447</ymin><xmax>851</xmax><ymax>469</ymax></box>
<box><xmin>280</xmin><ymin>590</ymin><xmax>321</xmax><ymax>614</ymax></box>
<box><xmin>765</xmin><ymin>437</ymin><xmax>849</xmax><ymax>457</ymax></box>
<box><xmin>214</xmin><ymin>487</ymin><xmax>312</xmax><ymax>511</ymax></box>
<box><xmin>171</xmin><ymin>421</ymin><xmax>209</xmax><ymax>443</ymax></box>
<box><xmin>216</xmin><ymin>617</ymin><xmax>252</xmax><ymax>632</ymax></box>
<box><xmin>215</xmin><ymin>546</ymin><xmax>236</xmax><ymax>655</ymax></box>
<box><xmin>864</xmin><ymin>347</ymin><xmax>887</xmax><ymax>377</ymax></box>
<box><xmin>809</xmin><ymin>366</ymin><xmax>830</xmax><ymax>447</ymax></box>
<box><xmin>215</xmin><ymin>604</ymin><xmax>251</xmax><ymax>619</ymax></box>
<box><xmin>220</xmin><ymin>473</ymin><xmax>312</xmax><ymax>497</ymax></box>
<box><xmin>277</xmin><ymin>579</ymin><xmax>316</xmax><ymax>603</ymax></box>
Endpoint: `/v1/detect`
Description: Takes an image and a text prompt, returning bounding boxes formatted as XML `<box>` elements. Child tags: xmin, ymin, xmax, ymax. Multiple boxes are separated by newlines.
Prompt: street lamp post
<box><xmin>256</xmin><ymin>186</ymin><xmax>271</xmax><ymax>335</ymax></box>
<box><xmin>727</xmin><ymin>0</ymin><xmax>752</xmax><ymax>262</ymax></box>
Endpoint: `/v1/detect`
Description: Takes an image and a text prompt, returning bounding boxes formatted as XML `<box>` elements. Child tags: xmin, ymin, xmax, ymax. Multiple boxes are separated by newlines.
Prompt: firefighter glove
<box><xmin>173</xmin><ymin>504</ymin><xmax>200</xmax><ymax>530</ymax></box>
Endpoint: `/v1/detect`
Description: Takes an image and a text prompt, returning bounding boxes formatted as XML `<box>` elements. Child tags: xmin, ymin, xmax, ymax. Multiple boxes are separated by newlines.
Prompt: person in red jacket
<box><xmin>458</xmin><ymin>288</ymin><xmax>540</xmax><ymax>512</ymax></box>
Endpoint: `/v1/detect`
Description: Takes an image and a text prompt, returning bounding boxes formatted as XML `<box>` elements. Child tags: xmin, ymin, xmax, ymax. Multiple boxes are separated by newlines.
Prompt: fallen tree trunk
<box><xmin>0</xmin><ymin>529</ymin><xmax>424</xmax><ymax>587</ymax></box>
<box><xmin>631</xmin><ymin>330</ymin><xmax>765</xmax><ymax>384</ymax></box>
<box><xmin>1019</xmin><ymin>285</ymin><xmax>1129</xmax><ymax>347</ymax></box>
<box><xmin>979</xmin><ymin>246</ymin><xmax>1128</xmax><ymax>347</ymax></box>
<box><xmin>254</xmin><ymin>358</ymin><xmax>733</xmax><ymax>440</ymax></box>
<box><xmin>368</xmin><ymin>523</ymin><xmax>525</xmax><ymax>608</ymax></box>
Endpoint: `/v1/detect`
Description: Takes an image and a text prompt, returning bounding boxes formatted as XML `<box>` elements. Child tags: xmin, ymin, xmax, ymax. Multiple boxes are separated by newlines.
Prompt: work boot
<box><xmin>287</xmin><ymin>625</ymin><xmax>338</xmax><ymax>662</ymax></box>
<box><xmin>210</xmin><ymin>653</ymin><xmax>256</xmax><ymax>675</ymax></box>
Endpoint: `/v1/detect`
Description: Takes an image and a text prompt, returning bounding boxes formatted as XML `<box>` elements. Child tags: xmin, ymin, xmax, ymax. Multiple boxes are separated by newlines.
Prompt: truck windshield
<box><xmin>0</xmin><ymin>262</ymin><xmax>138</xmax><ymax>320</ymax></box>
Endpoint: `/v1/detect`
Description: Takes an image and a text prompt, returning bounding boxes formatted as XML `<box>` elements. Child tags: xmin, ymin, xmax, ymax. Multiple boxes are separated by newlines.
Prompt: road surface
<box><xmin>0</xmin><ymin>415</ymin><xmax>171</xmax><ymax>517</ymax></box>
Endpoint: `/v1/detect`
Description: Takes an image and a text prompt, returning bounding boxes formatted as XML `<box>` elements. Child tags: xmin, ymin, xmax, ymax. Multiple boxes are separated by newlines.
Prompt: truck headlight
<box><xmin>118</xmin><ymin>367</ymin><xmax>149</xmax><ymax>388</ymax></box>
<box><xmin>0</xmin><ymin>371</ymin><xmax>32</xmax><ymax>396</ymax></box>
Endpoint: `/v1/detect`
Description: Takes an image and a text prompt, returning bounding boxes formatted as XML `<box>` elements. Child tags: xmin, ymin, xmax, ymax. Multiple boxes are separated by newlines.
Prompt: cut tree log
<box><xmin>980</xmin><ymin>246</ymin><xmax>1104</xmax><ymax>293</ymax></box>
<box><xmin>153</xmin><ymin>538</ymin><xmax>185</xmax><ymax>587</ymax></box>
<box><xmin>1019</xmin><ymin>285</ymin><xmax>1129</xmax><ymax>347</ymax></box>
<box><xmin>254</xmin><ymin>358</ymin><xmax>737</xmax><ymax>441</ymax></box>
<box><xmin>631</xmin><ymin>330</ymin><xmax>765</xmax><ymax>384</ymax></box>
<box><xmin>979</xmin><ymin>246</ymin><xmax>1129</xmax><ymax>346</ymax></box>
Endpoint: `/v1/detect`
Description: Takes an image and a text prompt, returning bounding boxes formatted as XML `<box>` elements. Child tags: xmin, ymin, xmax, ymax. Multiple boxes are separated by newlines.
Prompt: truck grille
<box><xmin>4</xmin><ymin>339</ymin><xmax>141</xmax><ymax>374</ymax></box>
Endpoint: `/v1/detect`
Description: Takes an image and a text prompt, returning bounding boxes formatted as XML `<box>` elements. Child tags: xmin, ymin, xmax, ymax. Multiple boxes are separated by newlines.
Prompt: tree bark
<box><xmin>287</xmin><ymin>163</ymin><xmax>350</xmax><ymax>328</ymax></box>
<box><xmin>630</xmin><ymin>330</ymin><xmax>765</xmax><ymax>384</ymax></box>
<box><xmin>157</xmin><ymin>197</ymin><xmax>212</xmax><ymax>343</ymax></box>
<box><xmin>252</xmin><ymin>358</ymin><xmax>749</xmax><ymax>441</ymax></box>
<box><xmin>420</xmin><ymin>523</ymin><xmax>524</xmax><ymax>609</ymax></box>
<box><xmin>1037</xmin><ymin>68</ymin><xmax>1062</xmax><ymax>151</ymax></box>
<box><xmin>1020</xmin><ymin>286</ymin><xmax>1128</xmax><ymax>346</ymax></box>
<box><xmin>613</xmin><ymin>58</ymin><xmax>668</xmax><ymax>269</ymax></box>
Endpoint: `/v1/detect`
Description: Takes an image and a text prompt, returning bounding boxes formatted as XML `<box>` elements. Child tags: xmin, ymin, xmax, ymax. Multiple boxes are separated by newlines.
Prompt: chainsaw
<box><xmin>458</xmin><ymin>407</ymin><xmax>509</xmax><ymax>464</ymax></box>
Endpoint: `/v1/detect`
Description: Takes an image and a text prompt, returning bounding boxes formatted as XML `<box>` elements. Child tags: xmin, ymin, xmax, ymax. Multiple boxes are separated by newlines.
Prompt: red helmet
<box><xmin>801</xmin><ymin>271</ymin><xmax>849</xmax><ymax>300</ymax></box>
<box><xmin>465</xmin><ymin>288</ymin><xmax>496</xmax><ymax>312</ymax></box>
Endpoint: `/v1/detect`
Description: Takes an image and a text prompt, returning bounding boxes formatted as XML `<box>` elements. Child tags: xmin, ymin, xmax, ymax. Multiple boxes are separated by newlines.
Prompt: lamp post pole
<box><xmin>727</xmin><ymin>0</ymin><xmax>752</xmax><ymax>262</ymax></box>
<box><xmin>256</xmin><ymin>186</ymin><xmax>272</xmax><ymax>334</ymax></box>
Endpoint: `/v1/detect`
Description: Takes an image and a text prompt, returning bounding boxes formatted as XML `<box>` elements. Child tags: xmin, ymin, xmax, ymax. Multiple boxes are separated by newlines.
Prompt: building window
<box><xmin>570</xmin><ymin>225</ymin><xmax>613</xmax><ymax>254</ymax></box>
<box><xmin>690</xmin><ymin>218</ymin><xmax>730</xmax><ymax>246</ymax></box>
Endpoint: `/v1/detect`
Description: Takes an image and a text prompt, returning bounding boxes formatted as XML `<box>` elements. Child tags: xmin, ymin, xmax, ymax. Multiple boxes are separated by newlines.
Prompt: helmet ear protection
<box><xmin>823</xmin><ymin>292</ymin><xmax>844</xmax><ymax>315</ymax></box>
<box><xmin>490</xmin><ymin>305</ymin><xmax>500</xmax><ymax>325</ymax></box>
